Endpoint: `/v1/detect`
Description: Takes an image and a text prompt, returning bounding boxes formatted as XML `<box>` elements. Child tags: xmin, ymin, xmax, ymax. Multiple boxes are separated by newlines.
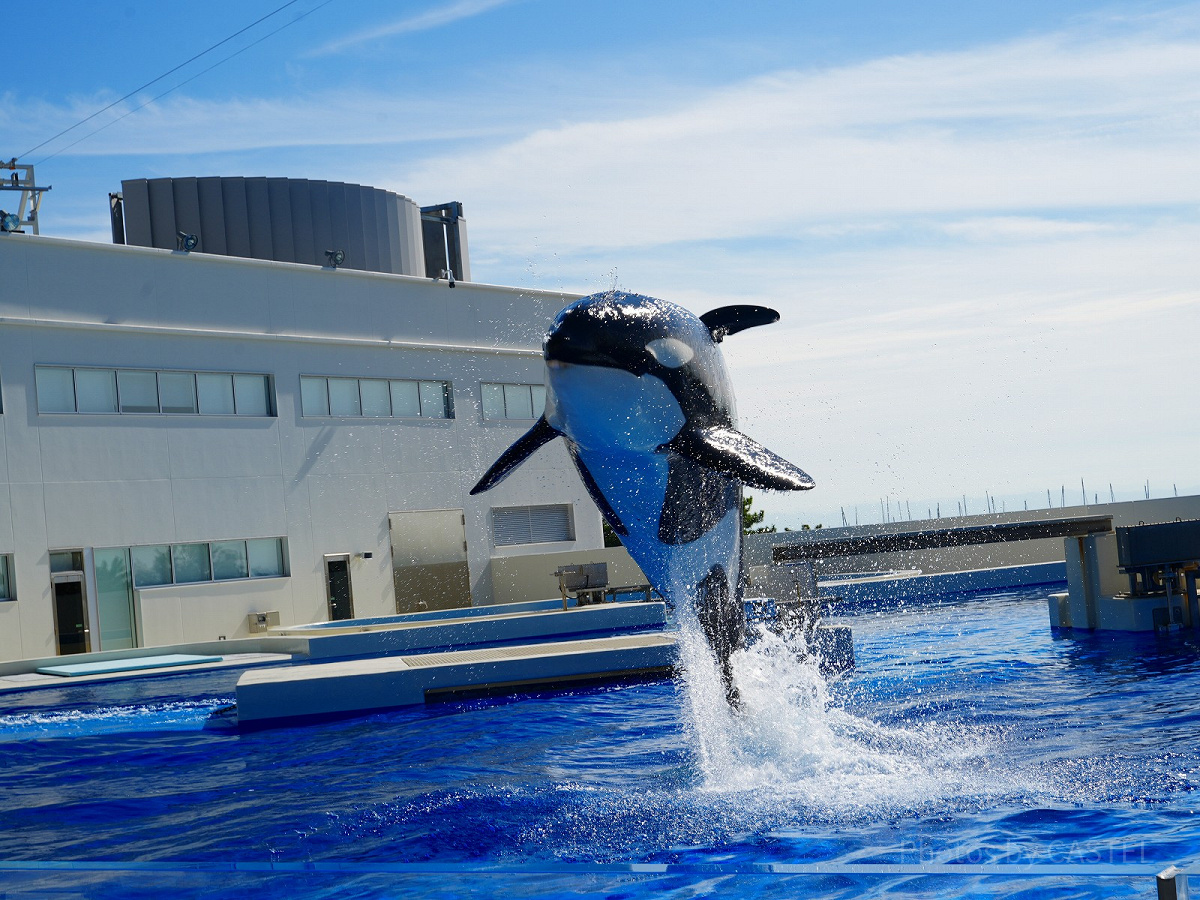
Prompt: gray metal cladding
<box><xmin>119</xmin><ymin>177</ymin><xmax>427</xmax><ymax>275</ymax></box>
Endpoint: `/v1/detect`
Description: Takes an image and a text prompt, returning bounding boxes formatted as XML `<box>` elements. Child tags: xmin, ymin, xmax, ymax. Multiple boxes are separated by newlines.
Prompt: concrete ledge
<box><xmin>274</xmin><ymin>598</ymin><xmax>573</xmax><ymax>631</ymax></box>
<box><xmin>235</xmin><ymin>633</ymin><xmax>678</xmax><ymax>724</ymax></box>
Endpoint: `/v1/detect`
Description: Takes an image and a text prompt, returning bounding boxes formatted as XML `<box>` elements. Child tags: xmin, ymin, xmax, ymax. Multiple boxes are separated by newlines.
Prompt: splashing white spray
<box><xmin>675</xmin><ymin>613</ymin><xmax>1025</xmax><ymax>812</ymax></box>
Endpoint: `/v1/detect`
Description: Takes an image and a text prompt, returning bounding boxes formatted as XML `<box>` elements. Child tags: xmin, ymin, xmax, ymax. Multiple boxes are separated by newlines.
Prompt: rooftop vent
<box><xmin>113</xmin><ymin>176</ymin><xmax>468</xmax><ymax>279</ymax></box>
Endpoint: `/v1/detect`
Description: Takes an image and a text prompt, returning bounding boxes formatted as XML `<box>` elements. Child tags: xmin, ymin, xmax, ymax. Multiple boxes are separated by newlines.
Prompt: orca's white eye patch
<box><xmin>646</xmin><ymin>337</ymin><xmax>694</xmax><ymax>368</ymax></box>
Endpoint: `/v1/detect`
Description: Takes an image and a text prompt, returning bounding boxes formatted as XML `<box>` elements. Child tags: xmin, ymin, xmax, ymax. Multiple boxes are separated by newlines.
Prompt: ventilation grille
<box><xmin>492</xmin><ymin>504</ymin><xmax>574</xmax><ymax>546</ymax></box>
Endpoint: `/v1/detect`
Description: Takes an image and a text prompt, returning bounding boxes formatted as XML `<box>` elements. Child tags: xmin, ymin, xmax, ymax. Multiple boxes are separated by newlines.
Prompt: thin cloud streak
<box><xmin>397</xmin><ymin>24</ymin><xmax>1200</xmax><ymax>253</ymax></box>
<box><xmin>312</xmin><ymin>0</ymin><xmax>515</xmax><ymax>55</ymax></box>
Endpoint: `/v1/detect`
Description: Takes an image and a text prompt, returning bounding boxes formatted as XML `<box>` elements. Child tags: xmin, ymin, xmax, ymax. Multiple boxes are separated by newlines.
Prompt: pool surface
<box><xmin>1</xmin><ymin>587</ymin><xmax>1197</xmax><ymax>898</ymax></box>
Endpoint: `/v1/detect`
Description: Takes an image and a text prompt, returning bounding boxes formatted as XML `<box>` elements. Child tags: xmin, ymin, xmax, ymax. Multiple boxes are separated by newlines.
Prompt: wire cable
<box><xmin>19</xmin><ymin>0</ymin><xmax>308</xmax><ymax>161</ymax></box>
<box><xmin>31</xmin><ymin>0</ymin><xmax>338</xmax><ymax>166</ymax></box>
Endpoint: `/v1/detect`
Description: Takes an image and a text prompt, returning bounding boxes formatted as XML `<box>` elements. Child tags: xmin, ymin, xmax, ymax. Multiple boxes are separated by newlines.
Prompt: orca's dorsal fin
<box><xmin>470</xmin><ymin>416</ymin><xmax>560</xmax><ymax>494</ymax></box>
<box><xmin>658</xmin><ymin>426</ymin><xmax>814</xmax><ymax>491</ymax></box>
<box><xmin>699</xmin><ymin>305</ymin><xmax>780</xmax><ymax>343</ymax></box>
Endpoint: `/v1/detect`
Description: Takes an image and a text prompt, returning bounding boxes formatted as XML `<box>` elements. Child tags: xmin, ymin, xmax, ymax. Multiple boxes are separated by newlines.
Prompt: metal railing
<box><xmin>0</xmin><ymin>859</ymin><xmax>1189</xmax><ymax>896</ymax></box>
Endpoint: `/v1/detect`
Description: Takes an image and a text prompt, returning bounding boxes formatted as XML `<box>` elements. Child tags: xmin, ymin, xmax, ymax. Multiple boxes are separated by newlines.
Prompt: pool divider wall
<box><xmin>298</xmin><ymin>602</ymin><xmax>669</xmax><ymax>660</ymax></box>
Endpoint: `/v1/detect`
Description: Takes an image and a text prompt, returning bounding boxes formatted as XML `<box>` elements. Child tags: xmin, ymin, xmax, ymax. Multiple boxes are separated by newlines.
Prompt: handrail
<box><xmin>0</xmin><ymin>859</ymin><xmax>1188</xmax><ymax>880</ymax></box>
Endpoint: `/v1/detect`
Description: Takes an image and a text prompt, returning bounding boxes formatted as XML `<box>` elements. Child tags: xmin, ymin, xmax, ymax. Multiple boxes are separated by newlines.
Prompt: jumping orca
<box><xmin>471</xmin><ymin>290</ymin><xmax>814</xmax><ymax>702</ymax></box>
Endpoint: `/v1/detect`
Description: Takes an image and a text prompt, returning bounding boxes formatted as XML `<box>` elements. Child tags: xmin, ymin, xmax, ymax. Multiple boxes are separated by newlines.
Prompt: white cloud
<box><xmin>394</xmin><ymin>23</ymin><xmax>1200</xmax><ymax>253</ymax></box>
<box><xmin>312</xmin><ymin>0</ymin><xmax>516</xmax><ymax>55</ymax></box>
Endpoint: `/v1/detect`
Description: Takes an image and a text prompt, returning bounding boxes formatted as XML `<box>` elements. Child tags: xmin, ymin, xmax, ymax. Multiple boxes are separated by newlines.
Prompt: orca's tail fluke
<box><xmin>470</xmin><ymin>416</ymin><xmax>560</xmax><ymax>495</ymax></box>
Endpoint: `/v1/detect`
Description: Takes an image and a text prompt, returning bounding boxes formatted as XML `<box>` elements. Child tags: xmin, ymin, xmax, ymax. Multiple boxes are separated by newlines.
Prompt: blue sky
<box><xmin>6</xmin><ymin>0</ymin><xmax>1199</xmax><ymax>528</ymax></box>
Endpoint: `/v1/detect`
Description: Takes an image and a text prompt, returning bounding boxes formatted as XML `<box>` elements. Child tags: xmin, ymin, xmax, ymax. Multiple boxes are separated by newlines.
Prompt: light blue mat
<box><xmin>36</xmin><ymin>654</ymin><xmax>224</xmax><ymax>677</ymax></box>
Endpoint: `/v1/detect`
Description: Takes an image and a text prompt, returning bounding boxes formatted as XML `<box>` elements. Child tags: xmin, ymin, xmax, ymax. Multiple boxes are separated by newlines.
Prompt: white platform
<box><xmin>235</xmin><ymin>633</ymin><xmax>678</xmax><ymax>724</ymax></box>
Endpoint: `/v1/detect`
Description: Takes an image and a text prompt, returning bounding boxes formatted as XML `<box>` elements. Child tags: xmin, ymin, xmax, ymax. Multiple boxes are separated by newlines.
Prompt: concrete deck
<box><xmin>235</xmin><ymin>633</ymin><xmax>678</xmax><ymax>724</ymax></box>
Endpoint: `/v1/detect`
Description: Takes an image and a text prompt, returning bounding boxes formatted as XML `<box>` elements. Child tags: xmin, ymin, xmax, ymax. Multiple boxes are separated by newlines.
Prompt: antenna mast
<box><xmin>0</xmin><ymin>160</ymin><xmax>51</xmax><ymax>234</ymax></box>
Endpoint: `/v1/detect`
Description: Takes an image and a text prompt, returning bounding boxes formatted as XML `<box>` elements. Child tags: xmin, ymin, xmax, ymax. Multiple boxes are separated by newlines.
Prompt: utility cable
<box><xmin>19</xmin><ymin>0</ymin><xmax>307</xmax><ymax>161</ymax></box>
<box><xmin>31</xmin><ymin>0</ymin><xmax>338</xmax><ymax>166</ymax></box>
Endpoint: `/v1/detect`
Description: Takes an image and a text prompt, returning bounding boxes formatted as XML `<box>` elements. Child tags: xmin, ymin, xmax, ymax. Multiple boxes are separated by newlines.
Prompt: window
<box><xmin>131</xmin><ymin>545</ymin><xmax>172</xmax><ymax>587</ymax></box>
<box><xmin>197</xmin><ymin>374</ymin><xmax>235</xmax><ymax>415</ymax></box>
<box><xmin>247</xmin><ymin>538</ymin><xmax>286</xmax><ymax>577</ymax></box>
<box><xmin>0</xmin><ymin>554</ymin><xmax>13</xmax><ymax>601</ymax></box>
<box><xmin>35</xmin><ymin>366</ymin><xmax>274</xmax><ymax>417</ymax></box>
<box><xmin>172</xmin><ymin>543</ymin><xmax>212</xmax><ymax>584</ymax></box>
<box><xmin>75</xmin><ymin>368</ymin><xmax>118</xmax><ymax>413</ymax></box>
<box><xmin>481</xmin><ymin>382</ymin><xmax>546</xmax><ymax>420</ymax></box>
<box><xmin>211</xmin><ymin>540</ymin><xmax>249</xmax><ymax>580</ymax></box>
<box><xmin>159</xmin><ymin>372</ymin><xmax>198</xmax><ymax>414</ymax></box>
<box><xmin>492</xmin><ymin>504</ymin><xmax>574</xmax><ymax>546</ymax></box>
<box><xmin>300</xmin><ymin>376</ymin><xmax>453</xmax><ymax>419</ymax></box>
<box><xmin>117</xmin><ymin>370</ymin><xmax>158</xmax><ymax>413</ymax></box>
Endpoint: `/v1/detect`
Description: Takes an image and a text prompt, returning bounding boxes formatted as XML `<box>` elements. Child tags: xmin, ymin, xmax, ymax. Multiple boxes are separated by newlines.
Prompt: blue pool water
<box><xmin>1</xmin><ymin>587</ymin><xmax>1197</xmax><ymax>898</ymax></box>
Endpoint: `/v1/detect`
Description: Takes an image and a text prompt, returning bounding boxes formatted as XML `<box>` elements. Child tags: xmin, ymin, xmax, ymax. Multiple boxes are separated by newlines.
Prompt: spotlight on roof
<box><xmin>0</xmin><ymin>211</ymin><xmax>20</xmax><ymax>233</ymax></box>
<box><xmin>325</xmin><ymin>248</ymin><xmax>346</xmax><ymax>268</ymax></box>
<box><xmin>176</xmin><ymin>231</ymin><xmax>199</xmax><ymax>252</ymax></box>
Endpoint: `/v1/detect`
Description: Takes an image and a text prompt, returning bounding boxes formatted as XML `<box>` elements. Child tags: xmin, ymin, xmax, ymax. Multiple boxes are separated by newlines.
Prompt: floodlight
<box><xmin>176</xmin><ymin>231</ymin><xmax>199</xmax><ymax>252</ymax></box>
<box><xmin>325</xmin><ymin>249</ymin><xmax>346</xmax><ymax>268</ymax></box>
<box><xmin>0</xmin><ymin>211</ymin><xmax>18</xmax><ymax>233</ymax></box>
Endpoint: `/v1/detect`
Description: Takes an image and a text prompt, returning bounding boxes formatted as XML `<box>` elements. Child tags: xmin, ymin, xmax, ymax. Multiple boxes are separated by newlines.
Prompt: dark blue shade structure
<box><xmin>472</xmin><ymin>290</ymin><xmax>814</xmax><ymax>702</ymax></box>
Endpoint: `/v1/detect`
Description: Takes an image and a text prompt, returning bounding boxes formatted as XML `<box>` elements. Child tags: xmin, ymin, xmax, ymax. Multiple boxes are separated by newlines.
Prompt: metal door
<box><xmin>325</xmin><ymin>555</ymin><xmax>354</xmax><ymax>621</ymax></box>
<box><xmin>390</xmin><ymin>509</ymin><xmax>471</xmax><ymax>613</ymax></box>
<box><xmin>52</xmin><ymin>573</ymin><xmax>91</xmax><ymax>655</ymax></box>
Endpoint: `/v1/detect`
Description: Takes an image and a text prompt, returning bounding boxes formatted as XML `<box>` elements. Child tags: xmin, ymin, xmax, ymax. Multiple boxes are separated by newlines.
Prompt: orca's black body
<box><xmin>471</xmin><ymin>291</ymin><xmax>814</xmax><ymax>702</ymax></box>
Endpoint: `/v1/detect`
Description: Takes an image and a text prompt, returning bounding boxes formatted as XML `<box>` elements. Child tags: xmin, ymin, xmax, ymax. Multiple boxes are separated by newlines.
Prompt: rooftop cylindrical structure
<box><xmin>118</xmin><ymin>176</ymin><xmax>428</xmax><ymax>276</ymax></box>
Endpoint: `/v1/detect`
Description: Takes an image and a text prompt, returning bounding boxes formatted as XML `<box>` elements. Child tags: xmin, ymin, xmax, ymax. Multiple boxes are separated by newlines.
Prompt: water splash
<box><xmin>676</xmin><ymin>611</ymin><xmax>1029</xmax><ymax>814</ymax></box>
<box><xmin>0</xmin><ymin>699</ymin><xmax>230</xmax><ymax>741</ymax></box>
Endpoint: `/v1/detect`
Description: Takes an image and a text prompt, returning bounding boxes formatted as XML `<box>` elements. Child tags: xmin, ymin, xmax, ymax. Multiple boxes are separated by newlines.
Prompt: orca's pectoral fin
<box><xmin>699</xmin><ymin>305</ymin><xmax>780</xmax><ymax>342</ymax></box>
<box><xmin>470</xmin><ymin>416</ymin><xmax>560</xmax><ymax>495</ymax></box>
<box><xmin>571</xmin><ymin>452</ymin><xmax>628</xmax><ymax>536</ymax></box>
<box><xmin>660</xmin><ymin>426</ymin><xmax>815</xmax><ymax>492</ymax></box>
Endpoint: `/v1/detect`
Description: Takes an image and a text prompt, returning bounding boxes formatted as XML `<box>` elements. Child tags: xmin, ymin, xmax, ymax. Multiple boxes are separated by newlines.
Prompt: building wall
<box><xmin>0</xmin><ymin>234</ymin><xmax>601</xmax><ymax>662</ymax></box>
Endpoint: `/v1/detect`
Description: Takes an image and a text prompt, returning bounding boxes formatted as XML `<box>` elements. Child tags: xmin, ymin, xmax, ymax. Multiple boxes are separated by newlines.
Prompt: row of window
<box><xmin>36</xmin><ymin>367</ymin><xmax>273</xmax><ymax>417</ymax></box>
<box><xmin>118</xmin><ymin>538</ymin><xmax>290</xmax><ymax>588</ymax></box>
<box><xmin>32</xmin><ymin>367</ymin><xmax>543</xmax><ymax>421</ymax></box>
<box><xmin>300</xmin><ymin>376</ymin><xmax>452</xmax><ymax>419</ymax></box>
<box><xmin>0</xmin><ymin>538</ymin><xmax>288</xmax><ymax>603</ymax></box>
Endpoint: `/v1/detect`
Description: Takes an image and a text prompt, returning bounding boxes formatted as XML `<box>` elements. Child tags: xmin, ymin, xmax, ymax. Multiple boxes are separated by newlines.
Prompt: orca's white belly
<box><xmin>547</xmin><ymin>362</ymin><xmax>740</xmax><ymax>608</ymax></box>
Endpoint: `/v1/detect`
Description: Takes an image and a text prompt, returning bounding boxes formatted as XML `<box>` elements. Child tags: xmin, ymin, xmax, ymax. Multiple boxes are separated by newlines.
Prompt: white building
<box><xmin>0</xmin><ymin>178</ymin><xmax>601</xmax><ymax>663</ymax></box>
